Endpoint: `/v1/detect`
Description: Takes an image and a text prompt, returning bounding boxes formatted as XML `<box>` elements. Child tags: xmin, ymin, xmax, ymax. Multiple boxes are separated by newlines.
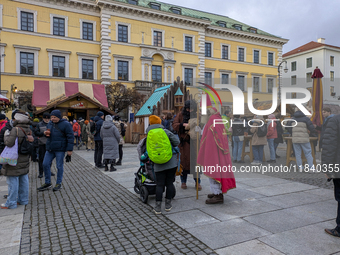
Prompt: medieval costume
<box><xmin>172</xmin><ymin>100</ymin><xmax>201</xmax><ymax>190</ymax></box>
<box><xmin>197</xmin><ymin>107</ymin><xmax>236</xmax><ymax>204</ymax></box>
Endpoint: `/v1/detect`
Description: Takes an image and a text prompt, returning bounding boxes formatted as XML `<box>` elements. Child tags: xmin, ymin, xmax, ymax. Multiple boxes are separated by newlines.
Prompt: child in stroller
<box><xmin>134</xmin><ymin>138</ymin><xmax>178</xmax><ymax>203</ymax></box>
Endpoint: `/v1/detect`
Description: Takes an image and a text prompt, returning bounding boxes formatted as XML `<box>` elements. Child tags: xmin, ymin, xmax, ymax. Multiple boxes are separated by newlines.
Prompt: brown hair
<box><xmin>166</xmin><ymin>112</ymin><xmax>173</xmax><ymax>120</ymax></box>
<box><xmin>323</xmin><ymin>107</ymin><xmax>331</xmax><ymax>113</ymax></box>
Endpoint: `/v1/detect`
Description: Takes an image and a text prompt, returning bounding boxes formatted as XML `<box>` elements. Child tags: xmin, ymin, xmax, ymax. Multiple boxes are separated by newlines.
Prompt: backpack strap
<box><xmin>17</xmin><ymin>127</ymin><xmax>31</xmax><ymax>137</ymax></box>
<box><xmin>53</xmin><ymin>123</ymin><xmax>67</xmax><ymax>137</ymax></box>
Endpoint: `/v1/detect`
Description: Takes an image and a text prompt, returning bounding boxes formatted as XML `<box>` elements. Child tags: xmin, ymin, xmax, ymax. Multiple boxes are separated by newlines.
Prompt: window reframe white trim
<box><xmin>220</xmin><ymin>70</ymin><xmax>232</xmax><ymax>85</ymax></box>
<box><xmin>47</xmin><ymin>49</ymin><xmax>71</xmax><ymax>78</ymax></box>
<box><xmin>116</xmin><ymin>21</ymin><xmax>131</xmax><ymax>43</ymax></box>
<box><xmin>253</xmin><ymin>48</ymin><xmax>261</xmax><ymax>64</ymax></box>
<box><xmin>306</xmin><ymin>57</ymin><xmax>313</xmax><ymax>69</ymax></box>
<box><xmin>237</xmin><ymin>74</ymin><xmax>247</xmax><ymax>91</ymax></box>
<box><xmin>237</xmin><ymin>46</ymin><xmax>246</xmax><ymax>62</ymax></box>
<box><xmin>205</xmin><ymin>41</ymin><xmax>214</xmax><ymax>58</ymax></box>
<box><xmin>330</xmin><ymin>55</ymin><xmax>335</xmax><ymax>67</ymax></box>
<box><xmin>330</xmin><ymin>71</ymin><xmax>335</xmax><ymax>82</ymax></box>
<box><xmin>77</xmin><ymin>53</ymin><xmax>98</xmax><ymax>80</ymax></box>
<box><xmin>0</xmin><ymin>43</ymin><xmax>5</xmax><ymax>73</ymax></box>
<box><xmin>252</xmin><ymin>75</ymin><xmax>262</xmax><ymax>93</ymax></box>
<box><xmin>204</xmin><ymin>68</ymin><xmax>215</xmax><ymax>87</ymax></box>
<box><xmin>50</xmin><ymin>13</ymin><xmax>68</xmax><ymax>37</ymax></box>
<box><xmin>0</xmin><ymin>5</ymin><xmax>3</xmax><ymax>28</ymax></box>
<box><xmin>220</xmin><ymin>43</ymin><xmax>230</xmax><ymax>60</ymax></box>
<box><xmin>291</xmin><ymin>61</ymin><xmax>297</xmax><ymax>71</ymax></box>
<box><xmin>181</xmin><ymin>64</ymin><xmax>196</xmax><ymax>86</ymax></box>
<box><xmin>151</xmin><ymin>28</ymin><xmax>165</xmax><ymax>47</ymax></box>
<box><xmin>80</xmin><ymin>19</ymin><xmax>96</xmax><ymax>41</ymax></box>
<box><xmin>266</xmin><ymin>77</ymin><xmax>276</xmax><ymax>93</ymax></box>
<box><xmin>113</xmin><ymin>55</ymin><xmax>133</xmax><ymax>81</ymax></box>
<box><xmin>14</xmin><ymin>45</ymin><xmax>40</xmax><ymax>75</ymax></box>
<box><xmin>17</xmin><ymin>7</ymin><xmax>37</xmax><ymax>32</ymax></box>
<box><xmin>267</xmin><ymin>51</ymin><xmax>275</xmax><ymax>66</ymax></box>
<box><xmin>183</xmin><ymin>34</ymin><xmax>195</xmax><ymax>53</ymax></box>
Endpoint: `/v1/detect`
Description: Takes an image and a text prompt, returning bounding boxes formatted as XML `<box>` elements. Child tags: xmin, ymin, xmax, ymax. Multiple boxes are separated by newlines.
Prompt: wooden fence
<box><xmin>125</xmin><ymin>119</ymin><xmax>145</xmax><ymax>144</ymax></box>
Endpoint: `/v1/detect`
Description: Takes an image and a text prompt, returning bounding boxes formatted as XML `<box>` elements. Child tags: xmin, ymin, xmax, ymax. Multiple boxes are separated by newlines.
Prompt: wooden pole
<box><xmin>196</xmin><ymin>101</ymin><xmax>199</xmax><ymax>200</ymax></box>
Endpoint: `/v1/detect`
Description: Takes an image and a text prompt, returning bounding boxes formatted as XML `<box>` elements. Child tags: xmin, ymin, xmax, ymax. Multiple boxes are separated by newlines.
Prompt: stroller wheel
<box><xmin>134</xmin><ymin>184</ymin><xmax>140</xmax><ymax>194</ymax></box>
<box><xmin>140</xmin><ymin>186</ymin><xmax>149</xmax><ymax>204</ymax></box>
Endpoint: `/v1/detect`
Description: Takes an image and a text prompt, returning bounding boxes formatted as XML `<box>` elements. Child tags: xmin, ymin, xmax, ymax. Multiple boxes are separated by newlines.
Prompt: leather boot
<box><xmin>104</xmin><ymin>164</ymin><xmax>109</xmax><ymax>172</ymax></box>
<box><xmin>196</xmin><ymin>183</ymin><xmax>202</xmax><ymax>191</ymax></box>
<box><xmin>110</xmin><ymin>165</ymin><xmax>117</xmax><ymax>172</ymax></box>
<box><xmin>207</xmin><ymin>194</ymin><xmax>215</xmax><ymax>198</ymax></box>
<box><xmin>205</xmin><ymin>194</ymin><xmax>224</xmax><ymax>204</ymax></box>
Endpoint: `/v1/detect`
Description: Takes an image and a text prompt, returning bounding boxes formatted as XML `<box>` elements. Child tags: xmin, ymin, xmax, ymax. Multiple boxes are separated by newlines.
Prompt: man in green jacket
<box><xmin>221</xmin><ymin>110</ymin><xmax>232</xmax><ymax>137</ymax></box>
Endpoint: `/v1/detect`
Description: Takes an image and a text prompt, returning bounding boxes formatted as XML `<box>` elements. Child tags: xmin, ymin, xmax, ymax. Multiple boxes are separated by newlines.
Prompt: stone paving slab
<box><xmin>186</xmin><ymin>219</ymin><xmax>271</xmax><ymax>250</ymax></box>
<box><xmin>215</xmin><ymin>240</ymin><xmax>284</xmax><ymax>255</ymax></box>
<box><xmin>248</xmin><ymin>182</ymin><xmax>317</xmax><ymax>196</ymax></box>
<box><xmin>0</xmin><ymin>214</ymin><xmax>23</xmax><ymax>250</ymax></box>
<box><xmin>259</xmin><ymin>221</ymin><xmax>340</xmax><ymax>255</ymax></box>
<box><xmin>19</xmin><ymin>153</ymin><xmax>216</xmax><ymax>254</ymax></box>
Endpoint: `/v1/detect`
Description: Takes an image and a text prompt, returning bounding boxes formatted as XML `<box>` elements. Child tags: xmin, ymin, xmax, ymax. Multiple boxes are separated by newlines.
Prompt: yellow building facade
<box><xmin>0</xmin><ymin>0</ymin><xmax>288</xmax><ymax>118</ymax></box>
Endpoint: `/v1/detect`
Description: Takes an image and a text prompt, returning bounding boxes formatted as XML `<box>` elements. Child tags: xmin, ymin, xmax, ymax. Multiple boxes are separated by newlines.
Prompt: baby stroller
<box><xmin>134</xmin><ymin>138</ymin><xmax>177</xmax><ymax>203</ymax></box>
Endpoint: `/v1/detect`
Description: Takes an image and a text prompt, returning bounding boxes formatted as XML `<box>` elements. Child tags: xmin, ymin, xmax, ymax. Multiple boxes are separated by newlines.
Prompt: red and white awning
<box><xmin>32</xmin><ymin>80</ymin><xmax>108</xmax><ymax>107</ymax></box>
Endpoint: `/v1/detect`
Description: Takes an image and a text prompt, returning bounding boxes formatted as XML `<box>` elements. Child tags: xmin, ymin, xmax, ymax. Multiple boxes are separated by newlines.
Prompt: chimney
<box><xmin>317</xmin><ymin>38</ymin><xmax>325</xmax><ymax>44</ymax></box>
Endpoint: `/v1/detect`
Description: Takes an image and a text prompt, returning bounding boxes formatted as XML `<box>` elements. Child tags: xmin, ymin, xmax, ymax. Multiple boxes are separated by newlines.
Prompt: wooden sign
<box><xmin>70</xmin><ymin>101</ymin><xmax>87</xmax><ymax>108</ymax></box>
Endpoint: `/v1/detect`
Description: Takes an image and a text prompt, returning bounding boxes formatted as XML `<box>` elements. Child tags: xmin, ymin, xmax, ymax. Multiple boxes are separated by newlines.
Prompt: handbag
<box><xmin>0</xmin><ymin>138</ymin><xmax>18</xmax><ymax>166</ymax></box>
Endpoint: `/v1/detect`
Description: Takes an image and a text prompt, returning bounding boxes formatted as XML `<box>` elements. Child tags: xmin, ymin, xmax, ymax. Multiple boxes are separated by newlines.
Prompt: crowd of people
<box><xmin>0</xmin><ymin>110</ymin><xmax>127</xmax><ymax>209</ymax></box>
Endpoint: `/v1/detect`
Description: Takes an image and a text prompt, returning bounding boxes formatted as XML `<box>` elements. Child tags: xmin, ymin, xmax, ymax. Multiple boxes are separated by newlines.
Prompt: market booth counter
<box><xmin>32</xmin><ymin>81</ymin><xmax>114</xmax><ymax>119</ymax></box>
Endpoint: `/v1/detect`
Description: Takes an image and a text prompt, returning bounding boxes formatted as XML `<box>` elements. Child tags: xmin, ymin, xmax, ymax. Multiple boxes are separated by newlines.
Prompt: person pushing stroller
<box><xmin>146</xmin><ymin>115</ymin><xmax>179</xmax><ymax>214</ymax></box>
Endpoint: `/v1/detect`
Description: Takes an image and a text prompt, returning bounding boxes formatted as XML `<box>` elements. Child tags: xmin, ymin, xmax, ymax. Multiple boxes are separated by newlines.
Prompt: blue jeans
<box><xmin>274</xmin><ymin>142</ymin><xmax>279</xmax><ymax>153</ymax></box>
<box><xmin>293</xmin><ymin>142</ymin><xmax>314</xmax><ymax>169</ymax></box>
<box><xmin>267</xmin><ymin>138</ymin><xmax>276</xmax><ymax>160</ymax></box>
<box><xmin>232</xmin><ymin>136</ymin><xmax>243</xmax><ymax>161</ymax></box>
<box><xmin>252</xmin><ymin>145</ymin><xmax>264</xmax><ymax>163</ymax></box>
<box><xmin>5</xmin><ymin>174</ymin><xmax>29</xmax><ymax>209</ymax></box>
<box><xmin>43</xmin><ymin>151</ymin><xmax>65</xmax><ymax>185</ymax></box>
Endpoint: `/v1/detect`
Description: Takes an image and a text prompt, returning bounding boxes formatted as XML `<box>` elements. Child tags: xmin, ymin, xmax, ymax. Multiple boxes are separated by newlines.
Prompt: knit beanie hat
<box><xmin>149</xmin><ymin>115</ymin><xmax>161</xmax><ymax>125</ymax></box>
<box><xmin>105</xmin><ymin>115</ymin><xmax>113</xmax><ymax>122</ymax></box>
<box><xmin>73</xmin><ymin>119</ymin><xmax>77</xmax><ymax>123</ymax></box>
<box><xmin>97</xmin><ymin>111</ymin><xmax>104</xmax><ymax>117</ymax></box>
<box><xmin>43</xmin><ymin>112</ymin><xmax>50</xmax><ymax>119</ymax></box>
<box><xmin>50</xmin><ymin>110</ymin><xmax>62</xmax><ymax>119</ymax></box>
<box><xmin>33</xmin><ymin>118</ymin><xmax>39</xmax><ymax>122</ymax></box>
<box><xmin>0</xmin><ymin>114</ymin><xmax>6</xmax><ymax>120</ymax></box>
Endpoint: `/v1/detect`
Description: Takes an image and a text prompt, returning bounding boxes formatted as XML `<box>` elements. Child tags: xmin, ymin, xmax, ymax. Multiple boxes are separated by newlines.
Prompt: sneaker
<box><xmin>116</xmin><ymin>161</ymin><xmax>122</xmax><ymax>166</ymax></box>
<box><xmin>38</xmin><ymin>174</ymin><xmax>43</xmax><ymax>178</ymax></box>
<box><xmin>251</xmin><ymin>161</ymin><xmax>258</xmax><ymax>165</ymax></box>
<box><xmin>53</xmin><ymin>184</ymin><xmax>62</xmax><ymax>192</ymax></box>
<box><xmin>165</xmin><ymin>199</ymin><xmax>172</xmax><ymax>212</ymax></box>
<box><xmin>110</xmin><ymin>166</ymin><xmax>117</xmax><ymax>172</ymax></box>
<box><xmin>51</xmin><ymin>172</ymin><xmax>55</xmax><ymax>176</ymax></box>
<box><xmin>325</xmin><ymin>228</ymin><xmax>340</xmax><ymax>238</ymax></box>
<box><xmin>0</xmin><ymin>203</ymin><xmax>9</xmax><ymax>209</ymax></box>
<box><xmin>37</xmin><ymin>183</ymin><xmax>52</xmax><ymax>191</ymax></box>
<box><xmin>195</xmin><ymin>184</ymin><xmax>202</xmax><ymax>191</ymax></box>
<box><xmin>154</xmin><ymin>201</ymin><xmax>162</xmax><ymax>215</ymax></box>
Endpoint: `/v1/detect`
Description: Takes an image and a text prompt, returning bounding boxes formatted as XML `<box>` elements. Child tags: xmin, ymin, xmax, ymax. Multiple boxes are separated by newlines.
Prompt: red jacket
<box><xmin>266</xmin><ymin>120</ymin><xmax>277</xmax><ymax>139</ymax></box>
<box><xmin>73</xmin><ymin>122</ymin><xmax>81</xmax><ymax>136</ymax></box>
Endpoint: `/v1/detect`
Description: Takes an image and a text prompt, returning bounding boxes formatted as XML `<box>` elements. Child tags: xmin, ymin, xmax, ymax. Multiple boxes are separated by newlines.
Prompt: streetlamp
<box><xmin>10</xmin><ymin>84</ymin><xmax>17</xmax><ymax>105</ymax></box>
<box><xmin>278</xmin><ymin>60</ymin><xmax>288</xmax><ymax>100</ymax></box>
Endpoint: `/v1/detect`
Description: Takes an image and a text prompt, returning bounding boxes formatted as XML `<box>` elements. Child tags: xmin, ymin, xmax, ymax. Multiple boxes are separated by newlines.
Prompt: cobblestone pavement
<box><xmin>20</xmin><ymin>153</ymin><xmax>216</xmax><ymax>255</ymax></box>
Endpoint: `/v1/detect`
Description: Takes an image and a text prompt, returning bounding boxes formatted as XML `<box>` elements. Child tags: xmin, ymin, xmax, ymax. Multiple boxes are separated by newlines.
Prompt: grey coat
<box><xmin>146</xmin><ymin>124</ymin><xmax>180</xmax><ymax>172</ymax></box>
<box><xmin>100</xmin><ymin>121</ymin><xmax>120</xmax><ymax>160</ymax></box>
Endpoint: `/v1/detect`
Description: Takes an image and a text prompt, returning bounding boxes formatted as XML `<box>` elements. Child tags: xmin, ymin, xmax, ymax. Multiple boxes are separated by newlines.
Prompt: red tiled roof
<box><xmin>283</xmin><ymin>41</ymin><xmax>340</xmax><ymax>58</ymax></box>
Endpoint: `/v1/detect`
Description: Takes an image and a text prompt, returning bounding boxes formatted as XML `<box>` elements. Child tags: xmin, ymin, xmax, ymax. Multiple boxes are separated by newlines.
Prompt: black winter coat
<box><xmin>232</xmin><ymin>118</ymin><xmax>246</xmax><ymax>136</ymax></box>
<box><xmin>274</xmin><ymin>121</ymin><xmax>284</xmax><ymax>144</ymax></box>
<box><xmin>46</xmin><ymin>119</ymin><xmax>74</xmax><ymax>152</ymax></box>
<box><xmin>321</xmin><ymin>114</ymin><xmax>340</xmax><ymax>178</ymax></box>
<box><xmin>94</xmin><ymin>116</ymin><xmax>104</xmax><ymax>141</ymax></box>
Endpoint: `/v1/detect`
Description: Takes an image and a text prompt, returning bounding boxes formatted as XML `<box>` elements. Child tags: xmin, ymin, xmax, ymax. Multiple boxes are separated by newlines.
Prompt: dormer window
<box><xmin>249</xmin><ymin>27</ymin><xmax>257</xmax><ymax>33</ymax></box>
<box><xmin>128</xmin><ymin>0</ymin><xmax>138</xmax><ymax>5</ymax></box>
<box><xmin>170</xmin><ymin>7</ymin><xmax>181</xmax><ymax>15</ymax></box>
<box><xmin>201</xmin><ymin>17</ymin><xmax>210</xmax><ymax>21</ymax></box>
<box><xmin>233</xmin><ymin>24</ymin><xmax>242</xmax><ymax>31</ymax></box>
<box><xmin>150</xmin><ymin>2</ymin><xmax>161</xmax><ymax>10</ymax></box>
<box><xmin>217</xmin><ymin>21</ymin><xmax>226</xmax><ymax>27</ymax></box>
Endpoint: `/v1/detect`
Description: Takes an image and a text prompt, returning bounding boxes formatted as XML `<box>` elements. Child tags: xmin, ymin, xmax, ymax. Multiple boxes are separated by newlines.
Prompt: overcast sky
<box><xmin>165</xmin><ymin>0</ymin><xmax>340</xmax><ymax>53</ymax></box>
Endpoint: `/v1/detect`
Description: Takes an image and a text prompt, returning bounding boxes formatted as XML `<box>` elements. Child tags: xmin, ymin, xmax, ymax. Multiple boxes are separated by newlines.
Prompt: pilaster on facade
<box><xmin>198</xmin><ymin>31</ymin><xmax>206</xmax><ymax>82</ymax></box>
<box><xmin>100</xmin><ymin>11</ymin><xmax>112</xmax><ymax>85</ymax></box>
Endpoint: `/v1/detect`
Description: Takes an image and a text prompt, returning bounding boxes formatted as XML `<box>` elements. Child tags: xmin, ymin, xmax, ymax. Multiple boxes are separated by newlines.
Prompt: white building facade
<box><xmin>282</xmin><ymin>38</ymin><xmax>340</xmax><ymax>104</ymax></box>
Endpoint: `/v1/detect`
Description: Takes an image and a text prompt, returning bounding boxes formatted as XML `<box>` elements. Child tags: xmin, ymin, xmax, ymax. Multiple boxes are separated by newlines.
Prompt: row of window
<box><xmin>291</xmin><ymin>71</ymin><xmax>335</xmax><ymax>85</ymax></box>
<box><xmin>291</xmin><ymin>56</ymin><xmax>336</xmax><ymax>72</ymax></box>
<box><xmin>291</xmin><ymin>86</ymin><xmax>336</xmax><ymax>99</ymax></box>
<box><xmin>19</xmin><ymin>10</ymin><xmax>94</xmax><ymax>40</ymax></box>
<box><xmin>204</xmin><ymin>43</ymin><xmax>274</xmax><ymax>65</ymax></box>
<box><xmin>20</xmin><ymin>52</ymin><xmax>94</xmax><ymax>79</ymax></box>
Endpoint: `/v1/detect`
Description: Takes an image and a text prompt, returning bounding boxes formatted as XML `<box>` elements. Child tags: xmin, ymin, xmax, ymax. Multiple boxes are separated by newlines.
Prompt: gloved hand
<box><xmin>65</xmin><ymin>155</ymin><xmax>71</xmax><ymax>162</ymax></box>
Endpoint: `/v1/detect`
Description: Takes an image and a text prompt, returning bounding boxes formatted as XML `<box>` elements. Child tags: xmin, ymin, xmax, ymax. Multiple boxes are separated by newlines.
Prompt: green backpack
<box><xmin>146</xmin><ymin>128</ymin><xmax>173</xmax><ymax>164</ymax></box>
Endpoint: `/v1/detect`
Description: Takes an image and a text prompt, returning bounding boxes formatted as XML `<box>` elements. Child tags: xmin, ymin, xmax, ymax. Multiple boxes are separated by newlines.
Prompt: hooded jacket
<box><xmin>288</xmin><ymin>111</ymin><xmax>316</xmax><ymax>144</ymax></box>
<box><xmin>319</xmin><ymin>114</ymin><xmax>335</xmax><ymax>149</ymax></box>
<box><xmin>0</xmin><ymin>120</ymin><xmax>13</xmax><ymax>153</ymax></box>
<box><xmin>35</xmin><ymin>120</ymin><xmax>49</xmax><ymax>145</ymax></box>
<box><xmin>1</xmin><ymin>119</ymin><xmax>32</xmax><ymax>176</ymax></box>
<box><xmin>46</xmin><ymin>118</ymin><xmax>74</xmax><ymax>152</ymax></box>
<box><xmin>100</xmin><ymin>121</ymin><xmax>120</xmax><ymax>160</ymax></box>
<box><xmin>94</xmin><ymin>116</ymin><xmax>104</xmax><ymax>141</ymax></box>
